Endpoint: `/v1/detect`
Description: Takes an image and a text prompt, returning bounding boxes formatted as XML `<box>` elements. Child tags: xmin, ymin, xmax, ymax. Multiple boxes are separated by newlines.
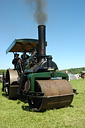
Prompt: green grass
<box><xmin>0</xmin><ymin>79</ymin><xmax>85</xmax><ymax>128</ymax></box>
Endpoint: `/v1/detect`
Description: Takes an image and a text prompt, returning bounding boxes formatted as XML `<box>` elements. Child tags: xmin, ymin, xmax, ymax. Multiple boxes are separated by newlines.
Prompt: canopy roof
<box><xmin>6</xmin><ymin>39</ymin><xmax>40</xmax><ymax>54</ymax></box>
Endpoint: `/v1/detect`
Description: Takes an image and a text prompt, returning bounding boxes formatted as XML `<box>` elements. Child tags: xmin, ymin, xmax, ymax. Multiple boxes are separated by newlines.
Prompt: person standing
<box><xmin>12</xmin><ymin>53</ymin><xmax>20</xmax><ymax>69</ymax></box>
<box><xmin>21</xmin><ymin>51</ymin><xmax>29</xmax><ymax>60</ymax></box>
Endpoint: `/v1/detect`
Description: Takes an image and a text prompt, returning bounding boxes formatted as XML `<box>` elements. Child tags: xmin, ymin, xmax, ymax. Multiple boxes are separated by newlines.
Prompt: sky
<box><xmin>0</xmin><ymin>0</ymin><xmax>85</xmax><ymax>70</ymax></box>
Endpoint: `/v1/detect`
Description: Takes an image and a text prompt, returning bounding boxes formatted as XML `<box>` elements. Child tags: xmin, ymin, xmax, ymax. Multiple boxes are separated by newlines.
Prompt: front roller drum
<box><xmin>28</xmin><ymin>80</ymin><xmax>74</xmax><ymax>111</ymax></box>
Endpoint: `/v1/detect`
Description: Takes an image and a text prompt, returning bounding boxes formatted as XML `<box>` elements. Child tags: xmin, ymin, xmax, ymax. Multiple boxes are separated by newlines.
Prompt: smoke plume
<box><xmin>27</xmin><ymin>0</ymin><xmax>47</xmax><ymax>25</ymax></box>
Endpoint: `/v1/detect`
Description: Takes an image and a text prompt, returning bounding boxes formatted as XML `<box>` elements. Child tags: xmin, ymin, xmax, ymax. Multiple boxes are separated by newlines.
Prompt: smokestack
<box><xmin>38</xmin><ymin>25</ymin><xmax>46</xmax><ymax>61</ymax></box>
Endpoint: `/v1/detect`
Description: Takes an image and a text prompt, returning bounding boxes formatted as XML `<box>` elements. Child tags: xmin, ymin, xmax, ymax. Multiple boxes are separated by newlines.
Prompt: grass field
<box><xmin>0</xmin><ymin>79</ymin><xmax>85</xmax><ymax>128</ymax></box>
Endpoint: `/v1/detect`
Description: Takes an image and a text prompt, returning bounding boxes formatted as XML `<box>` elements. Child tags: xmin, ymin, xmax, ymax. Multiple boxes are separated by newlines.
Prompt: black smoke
<box><xmin>27</xmin><ymin>0</ymin><xmax>47</xmax><ymax>25</ymax></box>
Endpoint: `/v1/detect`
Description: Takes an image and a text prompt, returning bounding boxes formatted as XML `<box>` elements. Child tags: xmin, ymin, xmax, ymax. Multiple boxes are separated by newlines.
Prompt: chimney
<box><xmin>38</xmin><ymin>25</ymin><xmax>46</xmax><ymax>61</ymax></box>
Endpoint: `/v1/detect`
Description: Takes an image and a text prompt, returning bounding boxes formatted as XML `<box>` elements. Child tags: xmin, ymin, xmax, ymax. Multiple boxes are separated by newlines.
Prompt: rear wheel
<box><xmin>2</xmin><ymin>72</ymin><xmax>6</xmax><ymax>92</ymax></box>
<box><xmin>5</xmin><ymin>69</ymin><xmax>18</xmax><ymax>99</ymax></box>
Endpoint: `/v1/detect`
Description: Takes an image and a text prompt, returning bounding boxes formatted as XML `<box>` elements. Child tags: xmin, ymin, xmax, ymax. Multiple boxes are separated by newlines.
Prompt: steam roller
<box><xmin>2</xmin><ymin>25</ymin><xmax>76</xmax><ymax>111</ymax></box>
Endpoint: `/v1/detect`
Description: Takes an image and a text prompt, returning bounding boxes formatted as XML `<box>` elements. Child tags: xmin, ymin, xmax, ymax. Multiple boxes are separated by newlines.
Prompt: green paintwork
<box><xmin>27</xmin><ymin>71</ymin><xmax>69</xmax><ymax>92</ymax></box>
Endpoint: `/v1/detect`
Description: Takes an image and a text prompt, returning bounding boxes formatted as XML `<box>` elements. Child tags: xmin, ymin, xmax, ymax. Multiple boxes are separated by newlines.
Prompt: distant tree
<box><xmin>60</xmin><ymin>67</ymin><xmax>85</xmax><ymax>74</ymax></box>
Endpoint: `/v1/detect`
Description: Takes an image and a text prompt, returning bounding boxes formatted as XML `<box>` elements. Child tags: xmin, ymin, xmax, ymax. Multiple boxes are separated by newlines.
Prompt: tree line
<box><xmin>0</xmin><ymin>70</ymin><xmax>6</xmax><ymax>75</ymax></box>
<box><xmin>61</xmin><ymin>67</ymin><xmax>85</xmax><ymax>74</ymax></box>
